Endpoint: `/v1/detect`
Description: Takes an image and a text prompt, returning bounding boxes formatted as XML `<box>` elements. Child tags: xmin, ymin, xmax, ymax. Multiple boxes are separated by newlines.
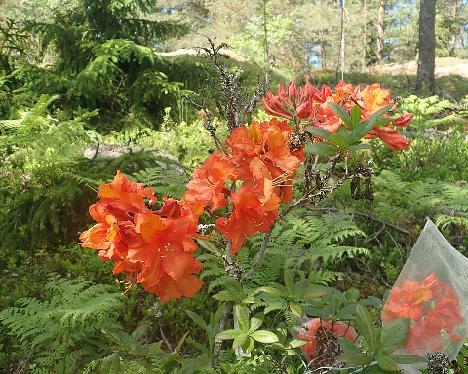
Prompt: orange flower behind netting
<box><xmin>381</xmin><ymin>220</ymin><xmax>468</xmax><ymax>370</ymax></box>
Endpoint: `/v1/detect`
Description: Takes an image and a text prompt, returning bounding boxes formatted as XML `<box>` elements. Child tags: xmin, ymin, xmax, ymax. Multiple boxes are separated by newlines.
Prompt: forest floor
<box><xmin>370</xmin><ymin>57</ymin><xmax>468</xmax><ymax>79</ymax></box>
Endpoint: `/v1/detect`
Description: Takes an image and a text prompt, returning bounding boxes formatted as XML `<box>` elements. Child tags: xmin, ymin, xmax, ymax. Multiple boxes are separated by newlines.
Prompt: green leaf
<box><xmin>329</xmin><ymin>133</ymin><xmax>349</xmax><ymax>147</ymax></box>
<box><xmin>305</xmin><ymin>286</ymin><xmax>331</xmax><ymax>299</ymax></box>
<box><xmin>350</xmin><ymin>105</ymin><xmax>362</xmax><ymax>128</ymax></box>
<box><xmin>216</xmin><ymin>329</ymin><xmax>241</xmax><ymax>340</ymax></box>
<box><xmin>256</xmin><ymin>286</ymin><xmax>286</xmax><ymax>297</ymax></box>
<box><xmin>213</xmin><ymin>290</ymin><xmax>237</xmax><ymax>302</ymax></box>
<box><xmin>287</xmin><ymin>339</ymin><xmax>308</xmax><ymax>348</ymax></box>
<box><xmin>348</xmin><ymin>103</ymin><xmax>394</xmax><ymax>142</ymax></box>
<box><xmin>391</xmin><ymin>355</ymin><xmax>426</xmax><ymax>364</ymax></box>
<box><xmin>376</xmin><ymin>355</ymin><xmax>398</xmax><ymax>371</ymax></box>
<box><xmin>337</xmin><ymin>303</ymin><xmax>358</xmax><ymax>320</ymax></box>
<box><xmin>355</xmin><ymin>304</ymin><xmax>377</xmax><ymax>349</ymax></box>
<box><xmin>232</xmin><ymin>333</ymin><xmax>249</xmax><ymax>350</ymax></box>
<box><xmin>373</xmin><ymin>117</ymin><xmax>395</xmax><ymax>127</ymax></box>
<box><xmin>244</xmin><ymin>337</ymin><xmax>255</xmax><ymax>354</ymax></box>
<box><xmin>379</xmin><ymin>318</ymin><xmax>410</xmax><ymax>355</ymax></box>
<box><xmin>349</xmin><ymin>120</ymin><xmax>376</xmax><ymax>143</ymax></box>
<box><xmin>338</xmin><ymin>338</ymin><xmax>372</xmax><ymax>365</ymax></box>
<box><xmin>362</xmin><ymin>364</ymin><xmax>392</xmax><ymax>374</ymax></box>
<box><xmin>213</xmin><ymin>303</ymin><xmax>225</xmax><ymax>325</ymax></box>
<box><xmin>264</xmin><ymin>300</ymin><xmax>287</xmax><ymax>314</ymax></box>
<box><xmin>289</xmin><ymin>301</ymin><xmax>304</xmax><ymax>318</ymax></box>
<box><xmin>185</xmin><ymin>310</ymin><xmax>208</xmax><ymax>332</ymax></box>
<box><xmin>348</xmin><ymin>143</ymin><xmax>372</xmax><ymax>151</ymax></box>
<box><xmin>301</xmin><ymin>284</ymin><xmax>329</xmax><ymax>301</ymax></box>
<box><xmin>174</xmin><ymin>331</ymin><xmax>189</xmax><ymax>353</ymax></box>
<box><xmin>249</xmin><ymin>315</ymin><xmax>263</xmax><ymax>332</ymax></box>
<box><xmin>284</xmin><ymin>267</ymin><xmax>295</xmax><ymax>294</ymax></box>
<box><xmin>328</xmin><ymin>102</ymin><xmax>351</xmax><ymax>125</ymax></box>
<box><xmin>305</xmin><ymin>142</ymin><xmax>338</xmax><ymax>155</ymax></box>
<box><xmin>224</xmin><ymin>278</ymin><xmax>243</xmax><ymax>296</ymax></box>
<box><xmin>234</xmin><ymin>304</ymin><xmax>250</xmax><ymax>332</ymax></box>
<box><xmin>367</xmin><ymin>103</ymin><xmax>394</xmax><ymax>123</ymax></box>
<box><xmin>250</xmin><ymin>330</ymin><xmax>279</xmax><ymax>343</ymax></box>
<box><xmin>305</xmin><ymin>126</ymin><xmax>332</xmax><ymax>140</ymax></box>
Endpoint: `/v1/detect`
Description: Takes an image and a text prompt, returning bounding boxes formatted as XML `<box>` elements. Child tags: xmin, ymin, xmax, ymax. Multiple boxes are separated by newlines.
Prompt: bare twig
<box><xmin>189</xmin><ymin>37</ymin><xmax>268</xmax><ymax>131</ymax></box>
<box><xmin>367</xmin><ymin>223</ymin><xmax>386</xmax><ymax>243</ymax></box>
<box><xmin>159</xmin><ymin>321</ymin><xmax>173</xmax><ymax>351</ymax></box>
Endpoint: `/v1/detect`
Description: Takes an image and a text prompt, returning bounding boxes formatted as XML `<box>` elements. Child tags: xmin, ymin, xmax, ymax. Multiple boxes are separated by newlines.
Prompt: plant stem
<box><xmin>211</xmin><ymin>301</ymin><xmax>232</xmax><ymax>366</ymax></box>
<box><xmin>242</xmin><ymin>167</ymin><xmax>351</xmax><ymax>282</ymax></box>
<box><xmin>211</xmin><ymin>240</ymin><xmax>234</xmax><ymax>366</ymax></box>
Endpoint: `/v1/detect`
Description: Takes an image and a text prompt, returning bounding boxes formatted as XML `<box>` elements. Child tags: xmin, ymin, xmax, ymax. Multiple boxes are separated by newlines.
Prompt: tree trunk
<box><xmin>376</xmin><ymin>0</ymin><xmax>385</xmax><ymax>64</ymax></box>
<box><xmin>449</xmin><ymin>0</ymin><xmax>459</xmax><ymax>55</ymax></box>
<box><xmin>320</xmin><ymin>30</ymin><xmax>327</xmax><ymax>70</ymax></box>
<box><xmin>261</xmin><ymin>0</ymin><xmax>270</xmax><ymax>81</ymax></box>
<box><xmin>362</xmin><ymin>0</ymin><xmax>367</xmax><ymax>71</ymax></box>
<box><xmin>416</xmin><ymin>0</ymin><xmax>436</xmax><ymax>94</ymax></box>
<box><xmin>337</xmin><ymin>0</ymin><xmax>346</xmax><ymax>80</ymax></box>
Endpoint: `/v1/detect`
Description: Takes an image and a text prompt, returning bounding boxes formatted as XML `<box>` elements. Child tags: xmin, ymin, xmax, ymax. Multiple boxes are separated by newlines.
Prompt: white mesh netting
<box><xmin>381</xmin><ymin>220</ymin><xmax>468</xmax><ymax>371</ymax></box>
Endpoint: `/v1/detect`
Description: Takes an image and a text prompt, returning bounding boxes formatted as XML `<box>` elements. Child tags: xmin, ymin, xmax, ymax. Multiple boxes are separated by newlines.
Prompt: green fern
<box><xmin>0</xmin><ymin>275</ymin><xmax>122</xmax><ymax>373</ymax></box>
<box><xmin>199</xmin><ymin>211</ymin><xmax>369</xmax><ymax>301</ymax></box>
<box><xmin>247</xmin><ymin>211</ymin><xmax>368</xmax><ymax>287</ymax></box>
<box><xmin>400</xmin><ymin>95</ymin><xmax>466</xmax><ymax>129</ymax></box>
<box><xmin>131</xmin><ymin>165</ymin><xmax>188</xmax><ymax>199</ymax></box>
<box><xmin>371</xmin><ymin>170</ymin><xmax>468</xmax><ymax>229</ymax></box>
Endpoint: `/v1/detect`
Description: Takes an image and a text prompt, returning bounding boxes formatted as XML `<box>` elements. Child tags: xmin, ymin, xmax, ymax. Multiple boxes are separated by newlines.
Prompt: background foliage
<box><xmin>0</xmin><ymin>0</ymin><xmax>466</xmax><ymax>372</ymax></box>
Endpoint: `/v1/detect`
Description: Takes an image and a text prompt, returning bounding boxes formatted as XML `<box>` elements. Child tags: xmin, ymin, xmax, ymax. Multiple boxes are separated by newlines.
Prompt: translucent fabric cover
<box><xmin>382</xmin><ymin>220</ymin><xmax>468</xmax><ymax>371</ymax></box>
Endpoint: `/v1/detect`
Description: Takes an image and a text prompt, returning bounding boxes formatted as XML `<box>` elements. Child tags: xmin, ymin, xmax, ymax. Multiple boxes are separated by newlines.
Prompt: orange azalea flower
<box><xmin>360</xmin><ymin>83</ymin><xmax>391</xmax><ymax>114</ymax></box>
<box><xmin>135</xmin><ymin>209</ymin><xmax>198</xmax><ymax>254</ymax></box>
<box><xmin>215</xmin><ymin>184</ymin><xmax>279</xmax><ymax>253</ymax></box>
<box><xmin>98</xmin><ymin>170</ymin><xmax>156</xmax><ymax>212</ymax></box>
<box><xmin>80</xmin><ymin>206</ymin><xmax>141</xmax><ymax>263</ymax></box>
<box><xmin>367</xmin><ymin>127</ymin><xmax>411</xmax><ymax>151</ymax></box>
<box><xmin>137</xmin><ymin>251</ymin><xmax>203</xmax><ymax>302</ymax></box>
<box><xmin>262</xmin><ymin>121</ymin><xmax>304</xmax><ymax>172</ymax></box>
<box><xmin>183</xmin><ymin>152</ymin><xmax>237</xmax><ymax>212</ymax></box>
<box><xmin>333</xmin><ymin>81</ymin><xmax>362</xmax><ymax>109</ymax></box>
<box><xmin>296</xmin><ymin>318</ymin><xmax>357</xmax><ymax>362</ymax></box>
<box><xmin>249</xmin><ymin>157</ymin><xmax>275</xmax><ymax>205</ymax></box>
<box><xmin>214</xmin><ymin>119</ymin><xmax>303</xmax><ymax>252</ymax></box>
<box><xmin>264</xmin><ymin>81</ymin><xmax>411</xmax><ymax>151</ymax></box>
<box><xmin>81</xmin><ymin>171</ymin><xmax>204</xmax><ymax>302</ymax></box>
<box><xmin>227</xmin><ymin>119</ymin><xmax>303</xmax><ymax>180</ymax></box>
<box><xmin>382</xmin><ymin>272</ymin><xmax>463</xmax><ymax>355</ymax></box>
<box><xmin>227</xmin><ymin>121</ymin><xmax>265</xmax><ymax>180</ymax></box>
<box><xmin>262</xmin><ymin>81</ymin><xmax>315</xmax><ymax>120</ymax></box>
<box><xmin>382</xmin><ymin>280</ymin><xmax>432</xmax><ymax>321</ymax></box>
<box><xmin>392</xmin><ymin>113</ymin><xmax>413</xmax><ymax>127</ymax></box>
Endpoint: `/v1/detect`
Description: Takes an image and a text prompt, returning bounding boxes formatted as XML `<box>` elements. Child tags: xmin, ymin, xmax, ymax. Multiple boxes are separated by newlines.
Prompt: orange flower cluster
<box><xmin>184</xmin><ymin>118</ymin><xmax>304</xmax><ymax>253</ymax></box>
<box><xmin>296</xmin><ymin>318</ymin><xmax>357</xmax><ymax>362</ymax></box>
<box><xmin>80</xmin><ymin>81</ymin><xmax>411</xmax><ymax>302</ymax></box>
<box><xmin>80</xmin><ymin>119</ymin><xmax>303</xmax><ymax>300</ymax></box>
<box><xmin>80</xmin><ymin>171</ymin><xmax>203</xmax><ymax>302</ymax></box>
<box><xmin>262</xmin><ymin>81</ymin><xmax>412</xmax><ymax>151</ymax></box>
<box><xmin>382</xmin><ymin>272</ymin><xmax>463</xmax><ymax>354</ymax></box>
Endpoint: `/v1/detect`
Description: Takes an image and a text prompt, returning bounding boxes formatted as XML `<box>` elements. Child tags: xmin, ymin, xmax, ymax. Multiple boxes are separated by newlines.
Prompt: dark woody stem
<box><xmin>211</xmin><ymin>241</ymin><xmax>234</xmax><ymax>367</ymax></box>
